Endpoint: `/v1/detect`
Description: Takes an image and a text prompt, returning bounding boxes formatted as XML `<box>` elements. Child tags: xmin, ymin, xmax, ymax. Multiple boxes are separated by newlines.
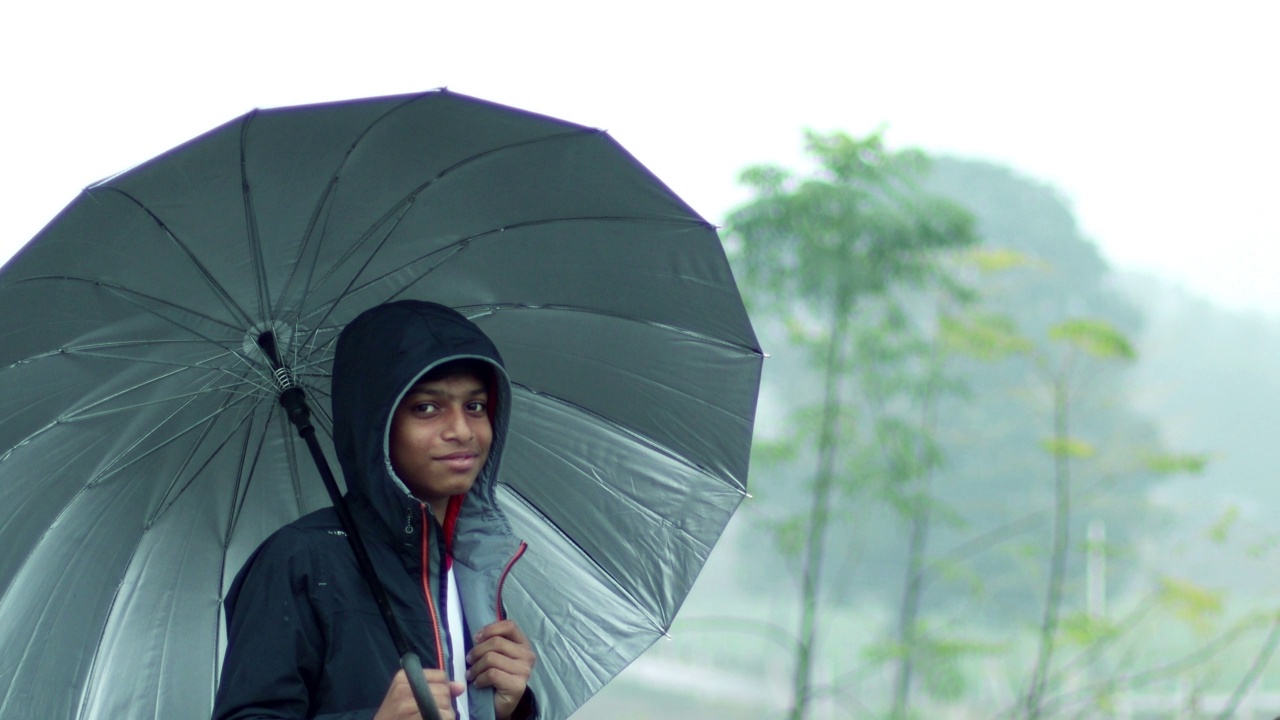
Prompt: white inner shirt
<box><xmin>447</xmin><ymin>565</ymin><xmax>470</xmax><ymax>719</ymax></box>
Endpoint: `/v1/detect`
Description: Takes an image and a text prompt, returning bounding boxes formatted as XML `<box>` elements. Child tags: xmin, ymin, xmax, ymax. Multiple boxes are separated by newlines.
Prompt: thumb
<box><xmin>449</xmin><ymin>680</ymin><xmax>466</xmax><ymax>697</ymax></box>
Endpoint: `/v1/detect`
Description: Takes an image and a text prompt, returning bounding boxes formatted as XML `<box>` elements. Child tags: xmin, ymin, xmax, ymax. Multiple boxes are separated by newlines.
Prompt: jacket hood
<box><xmin>331</xmin><ymin>300</ymin><xmax>512</xmax><ymax>537</ymax></box>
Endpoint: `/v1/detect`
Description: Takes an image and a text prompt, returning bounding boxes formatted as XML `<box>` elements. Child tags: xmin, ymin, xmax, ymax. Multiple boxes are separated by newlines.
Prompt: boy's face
<box><xmin>389</xmin><ymin>371</ymin><xmax>492</xmax><ymax>518</ymax></box>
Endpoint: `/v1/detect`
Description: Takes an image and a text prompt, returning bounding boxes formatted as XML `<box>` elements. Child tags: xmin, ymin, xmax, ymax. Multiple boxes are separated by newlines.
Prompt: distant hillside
<box><xmin>1115</xmin><ymin>272</ymin><xmax>1280</xmax><ymax>596</ymax></box>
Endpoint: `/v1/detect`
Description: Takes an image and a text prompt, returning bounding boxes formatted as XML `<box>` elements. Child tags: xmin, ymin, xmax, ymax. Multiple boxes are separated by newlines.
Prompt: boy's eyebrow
<box><xmin>406</xmin><ymin>383</ymin><xmax>488</xmax><ymax>396</ymax></box>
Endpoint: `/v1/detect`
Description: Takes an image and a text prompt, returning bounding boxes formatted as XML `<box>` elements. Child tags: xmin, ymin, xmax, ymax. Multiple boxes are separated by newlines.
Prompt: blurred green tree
<box><xmin>726</xmin><ymin>130</ymin><xmax>978</xmax><ymax>719</ymax></box>
<box><xmin>914</xmin><ymin>159</ymin><xmax>1173</xmax><ymax>624</ymax></box>
<box><xmin>1022</xmin><ymin>317</ymin><xmax>1136</xmax><ymax>719</ymax></box>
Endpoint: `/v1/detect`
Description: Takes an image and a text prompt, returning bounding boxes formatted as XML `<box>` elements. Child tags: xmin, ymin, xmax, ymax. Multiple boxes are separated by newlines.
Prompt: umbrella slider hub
<box><xmin>255</xmin><ymin>329</ymin><xmax>313</xmax><ymax>433</ymax></box>
<box><xmin>271</xmin><ymin>365</ymin><xmax>298</xmax><ymax>391</ymax></box>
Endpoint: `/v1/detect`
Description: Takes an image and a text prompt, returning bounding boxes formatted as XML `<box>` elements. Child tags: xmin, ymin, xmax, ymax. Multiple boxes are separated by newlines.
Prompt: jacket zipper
<box><xmin>495</xmin><ymin>541</ymin><xmax>528</xmax><ymax>621</ymax></box>
<box><xmin>418</xmin><ymin>504</ymin><xmax>447</xmax><ymax>672</ymax></box>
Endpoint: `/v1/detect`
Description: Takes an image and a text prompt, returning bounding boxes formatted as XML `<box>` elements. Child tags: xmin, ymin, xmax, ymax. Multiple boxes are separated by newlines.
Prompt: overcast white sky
<box><xmin>3</xmin><ymin>0</ymin><xmax>1276</xmax><ymax>315</ymax></box>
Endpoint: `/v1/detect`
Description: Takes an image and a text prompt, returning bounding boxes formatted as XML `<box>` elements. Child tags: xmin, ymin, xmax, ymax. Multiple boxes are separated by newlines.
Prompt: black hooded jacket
<box><xmin>212</xmin><ymin>301</ymin><xmax>531</xmax><ymax>720</ymax></box>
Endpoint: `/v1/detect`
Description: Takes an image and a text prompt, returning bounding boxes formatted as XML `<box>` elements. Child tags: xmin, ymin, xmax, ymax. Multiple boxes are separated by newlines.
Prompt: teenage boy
<box><xmin>213</xmin><ymin>300</ymin><xmax>537</xmax><ymax>720</ymax></box>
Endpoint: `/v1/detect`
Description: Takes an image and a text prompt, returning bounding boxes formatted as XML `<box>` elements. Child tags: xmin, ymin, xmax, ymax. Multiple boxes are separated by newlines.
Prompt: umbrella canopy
<box><xmin>0</xmin><ymin>90</ymin><xmax>762</xmax><ymax>719</ymax></box>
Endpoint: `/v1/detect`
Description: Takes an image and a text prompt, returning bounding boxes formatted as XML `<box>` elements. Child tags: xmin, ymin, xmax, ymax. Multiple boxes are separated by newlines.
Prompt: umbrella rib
<box><xmin>238</xmin><ymin>111</ymin><xmax>273</xmax><ymax>326</ymax></box>
<box><xmin>214</xmin><ymin>411</ymin><xmax>281</xmax><ymax>700</ymax></box>
<box><xmin>524</xmin><ymin>430</ymin><xmax>719</xmax><ymax>556</ymax></box>
<box><xmin>499</xmin><ymin>484</ymin><xmax>668</xmax><ymax>635</ymax></box>
<box><xmin>5</xmin><ymin>340</ymin><xmax>253</xmax><ymax>382</ymax></box>
<box><xmin>74</xmin><ymin>395</ymin><xmax>249</xmax><ymax>720</ymax></box>
<box><xmin>288</xmin><ymin>98</ymin><xmax>453</xmax><ymax>334</ymax></box>
<box><xmin>272</xmin><ymin>94</ymin><xmax>425</xmax><ymax>321</ymax></box>
<box><xmin>271</xmin><ymin>174</ymin><xmax>337</xmax><ymax>321</ymax></box>
<box><xmin>464</xmin><ymin>300</ymin><xmax>763</xmax><ymax>359</ymax></box>
<box><xmin>87</xmin><ymin>377</ymin><xmax>256</xmax><ymax>487</ymax></box>
<box><xmin>143</xmin><ymin>391</ymin><xmax>258</xmax><ymax>529</ymax></box>
<box><xmin>511</xmin><ymin>382</ymin><xmax>746</xmax><ymax>494</ymax></box>
<box><xmin>297</xmin><ymin>214</ymin><xmax>716</xmax><ymax>339</ymax></box>
<box><xmin>299</xmin><ymin>240</ymin><xmax>464</xmax><ymax>335</ymax></box>
<box><xmin>4</xmin><ymin>339</ymin><xmax>272</xmax><ymax>427</ymax></box>
<box><xmin>524</xmin><ymin>330</ymin><xmax>757</xmax><ymax>426</ymax></box>
<box><xmin>58</xmin><ymin>382</ymin><xmax>261</xmax><ymax>425</ymax></box>
<box><xmin>295</xmin><ymin>200</ymin><xmax>420</xmax><ymax>346</ymax></box>
<box><xmin>88</xmin><ymin>186</ymin><xmax>256</xmax><ymax>329</ymax></box>
<box><xmin>10</xmin><ymin>336</ymin><xmax>220</xmax><ymax>357</ymax></box>
<box><xmin>286</xmin><ymin>320</ymin><xmax>339</xmax><ymax>391</ymax></box>
<box><xmin>0</xmin><ymin>344</ymin><xmax>278</xmax><ymax>404</ymax></box>
<box><xmin>293</xmin><ymin>123</ymin><xmax>599</xmax><ymax>336</ymax></box>
<box><xmin>221</xmin><ymin>383</ymin><xmax>333</xmax><ymax>542</ymax></box>
<box><xmin>8</xmin><ymin>276</ymin><xmax>244</xmax><ymax>336</ymax></box>
<box><xmin>8</xmin><ymin>275</ymin><xmax>282</xmax><ymax>391</ymax></box>
<box><xmin>30</xmin><ymin>394</ymin><xmax>255</xmax><ymax>716</ymax></box>
<box><xmin>0</xmin><ymin>365</ymin><xmax>210</xmax><ymax>464</ymax></box>
<box><xmin>221</xmin><ymin>407</ymin><xmax>265</xmax><ymax>549</ymax></box>
<box><xmin>0</xmin><ymin>514</ymin><xmax>142</xmax><ymax>720</ymax></box>
<box><xmin>0</xmin><ymin>358</ymin><xmax>252</xmax><ymax>495</ymax></box>
<box><xmin>370</xmin><ymin>214</ymin><xmax>704</xmax><ymax>315</ymax></box>
<box><xmin>0</xmin><ymin>387</ymin><xmax>251</xmax><ymax>637</ymax></box>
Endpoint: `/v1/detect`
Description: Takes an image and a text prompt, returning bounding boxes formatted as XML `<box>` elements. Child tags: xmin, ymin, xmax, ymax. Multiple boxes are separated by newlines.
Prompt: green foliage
<box><xmin>769</xmin><ymin>514</ymin><xmax>810</xmax><ymax>559</ymax></box>
<box><xmin>940</xmin><ymin>312</ymin><xmax>1033</xmax><ymax>360</ymax></box>
<box><xmin>963</xmin><ymin>247</ymin><xmax>1041</xmax><ymax>273</ymax></box>
<box><xmin>749</xmin><ymin>434</ymin><xmax>802</xmax><ymax>466</ymax></box>
<box><xmin>1246</xmin><ymin>533</ymin><xmax>1280</xmax><ymax>559</ymax></box>
<box><xmin>1158</xmin><ymin>576</ymin><xmax>1225</xmax><ymax>635</ymax></box>
<box><xmin>1143</xmin><ymin>451</ymin><xmax>1211</xmax><ymax>475</ymax></box>
<box><xmin>1205</xmin><ymin>504</ymin><xmax>1240</xmax><ymax>544</ymax></box>
<box><xmin>729</xmin><ymin>130</ymin><xmax>977</xmax><ymax>314</ymax></box>
<box><xmin>1058</xmin><ymin>611</ymin><xmax>1120</xmax><ymax>647</ymax></box>
<box><xmin>864</xmin><ymin>629</ymin><xmax>998</xmax><ymax>702</ymax></box>
<box><xmin>918</xmin><ymin>651</ymin><xmax>967</xmax><ymax>701</ymax></box>
<box><xmin>1039</xmin><ymin>436</ymin><xmax>1097</xmax><ymax>459</ymax></box>
<box><xmin>931</xmin><ymin>557</ymin><xmax>988</xmax><ymax>597</ymax></box>
<box><xmin>1048</xmin><ymin>318</ymin><xmax>1137</xmax><ymax>361</ymax></box>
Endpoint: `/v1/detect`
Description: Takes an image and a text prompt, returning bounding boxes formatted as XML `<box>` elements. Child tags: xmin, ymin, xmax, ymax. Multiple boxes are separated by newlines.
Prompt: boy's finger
<box><xmin>474</xmin><ymin>619</ymin><xmax>528</xmax><ymax>645</ymax></box>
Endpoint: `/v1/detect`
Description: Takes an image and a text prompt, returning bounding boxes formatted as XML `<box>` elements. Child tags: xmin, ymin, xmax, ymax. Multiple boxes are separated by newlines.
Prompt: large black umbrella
<box><xmin>0</xmin><ymin>90</ymin><xmax>761</xmax><ymax>719</ymax></box>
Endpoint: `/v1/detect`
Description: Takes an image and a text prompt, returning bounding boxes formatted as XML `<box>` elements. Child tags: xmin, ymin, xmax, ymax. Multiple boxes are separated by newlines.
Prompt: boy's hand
<box><xmin>374</xmin><ymin>668</ymin><xmax>464</xmax><ymax>720</ymax></box>
<box><xmin>466</xmin><ymin>619</ymin><xmax>537</xmax><ymax>720</ymax></box>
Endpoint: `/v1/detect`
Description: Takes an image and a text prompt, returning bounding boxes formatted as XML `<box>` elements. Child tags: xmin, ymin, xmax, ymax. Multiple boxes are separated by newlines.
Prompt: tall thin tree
<box><xmin>727</xmin><ymin>131</ymin><xmax>977</xmax><ymax>719</ymax></box>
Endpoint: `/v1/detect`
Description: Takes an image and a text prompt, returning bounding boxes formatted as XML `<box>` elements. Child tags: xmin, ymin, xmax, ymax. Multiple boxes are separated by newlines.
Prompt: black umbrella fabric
<box><xmin>0</xmin><ymin>90</ymin><xmax>762</xmax><ymax>719</ymax></box>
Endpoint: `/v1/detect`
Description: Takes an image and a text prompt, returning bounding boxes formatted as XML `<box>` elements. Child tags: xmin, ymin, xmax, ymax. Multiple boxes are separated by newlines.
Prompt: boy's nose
<box><xmin>444</xmin><ymin>408</ymin><xmax>473</xmax><ymax>440</ymax></box>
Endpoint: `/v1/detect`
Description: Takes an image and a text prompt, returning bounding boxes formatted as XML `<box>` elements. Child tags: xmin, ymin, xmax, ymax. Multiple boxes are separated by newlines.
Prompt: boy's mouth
<box><xmin>435</xmin><ymin>451</ymin><xmax>479</xmax><ymax>470</ymax></box>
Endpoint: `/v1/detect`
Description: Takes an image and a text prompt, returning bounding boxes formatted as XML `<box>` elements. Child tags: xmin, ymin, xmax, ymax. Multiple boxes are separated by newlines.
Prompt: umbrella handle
<box><xmin>402</xmin><ymin>652</ymin><xmax>446</xmax><ymax>720</ymax></box>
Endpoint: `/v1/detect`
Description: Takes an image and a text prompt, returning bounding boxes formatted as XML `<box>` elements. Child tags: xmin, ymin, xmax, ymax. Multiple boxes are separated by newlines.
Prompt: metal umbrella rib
<box><xmin>96</xmin><ymin>187</ymin><xmax>259</xmax><ymax>330</ymax></box>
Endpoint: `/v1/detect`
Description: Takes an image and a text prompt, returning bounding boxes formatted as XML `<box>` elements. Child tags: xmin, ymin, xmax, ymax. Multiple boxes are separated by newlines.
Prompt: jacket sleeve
<box><xmin>212</xmin><ymin>529</ymin><xmax>374</xmax><ymax>720</ymax></box>
<box><xmin>511</xmin><ymin>687</ymin><xmax>539</xmax><ymax>720</ymax></box>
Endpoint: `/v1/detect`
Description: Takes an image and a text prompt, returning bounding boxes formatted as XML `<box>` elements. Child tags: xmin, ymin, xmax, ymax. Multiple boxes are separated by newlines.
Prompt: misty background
<box><xmin>4</xmin><ymin>2</ymin><xmax>1277</xmax><ymax>717</ymax></box>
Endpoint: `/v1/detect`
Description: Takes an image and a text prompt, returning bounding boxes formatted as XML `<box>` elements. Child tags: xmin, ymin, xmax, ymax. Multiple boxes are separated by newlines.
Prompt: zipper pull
<box><xmin>404</xmin><ymin>506</ymin><xmax>414</xmax><ymax>534</ymax></box>
<box><xmin>495</xmin><ymin>542</ymin><xmax>529</xmax><ymax>621</ymax></box>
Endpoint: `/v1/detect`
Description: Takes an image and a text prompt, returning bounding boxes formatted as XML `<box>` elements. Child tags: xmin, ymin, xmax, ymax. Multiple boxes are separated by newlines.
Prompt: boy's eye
<box><xmin>466</xmin><ymin>401</ymin><xmax>487</xmax><ymax>413</ymax></box>
<box><xmin>413</xmin><ymin>402</ymin><xmax>438</xmax><ymax>413</ymax></box>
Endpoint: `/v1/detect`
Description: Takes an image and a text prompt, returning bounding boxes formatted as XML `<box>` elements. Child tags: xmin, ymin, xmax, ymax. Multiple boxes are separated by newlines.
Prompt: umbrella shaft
<box><xmin>278</xmin><ymin>389</ymin><xmax>442</xmax><ymax>720</ymax></box>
